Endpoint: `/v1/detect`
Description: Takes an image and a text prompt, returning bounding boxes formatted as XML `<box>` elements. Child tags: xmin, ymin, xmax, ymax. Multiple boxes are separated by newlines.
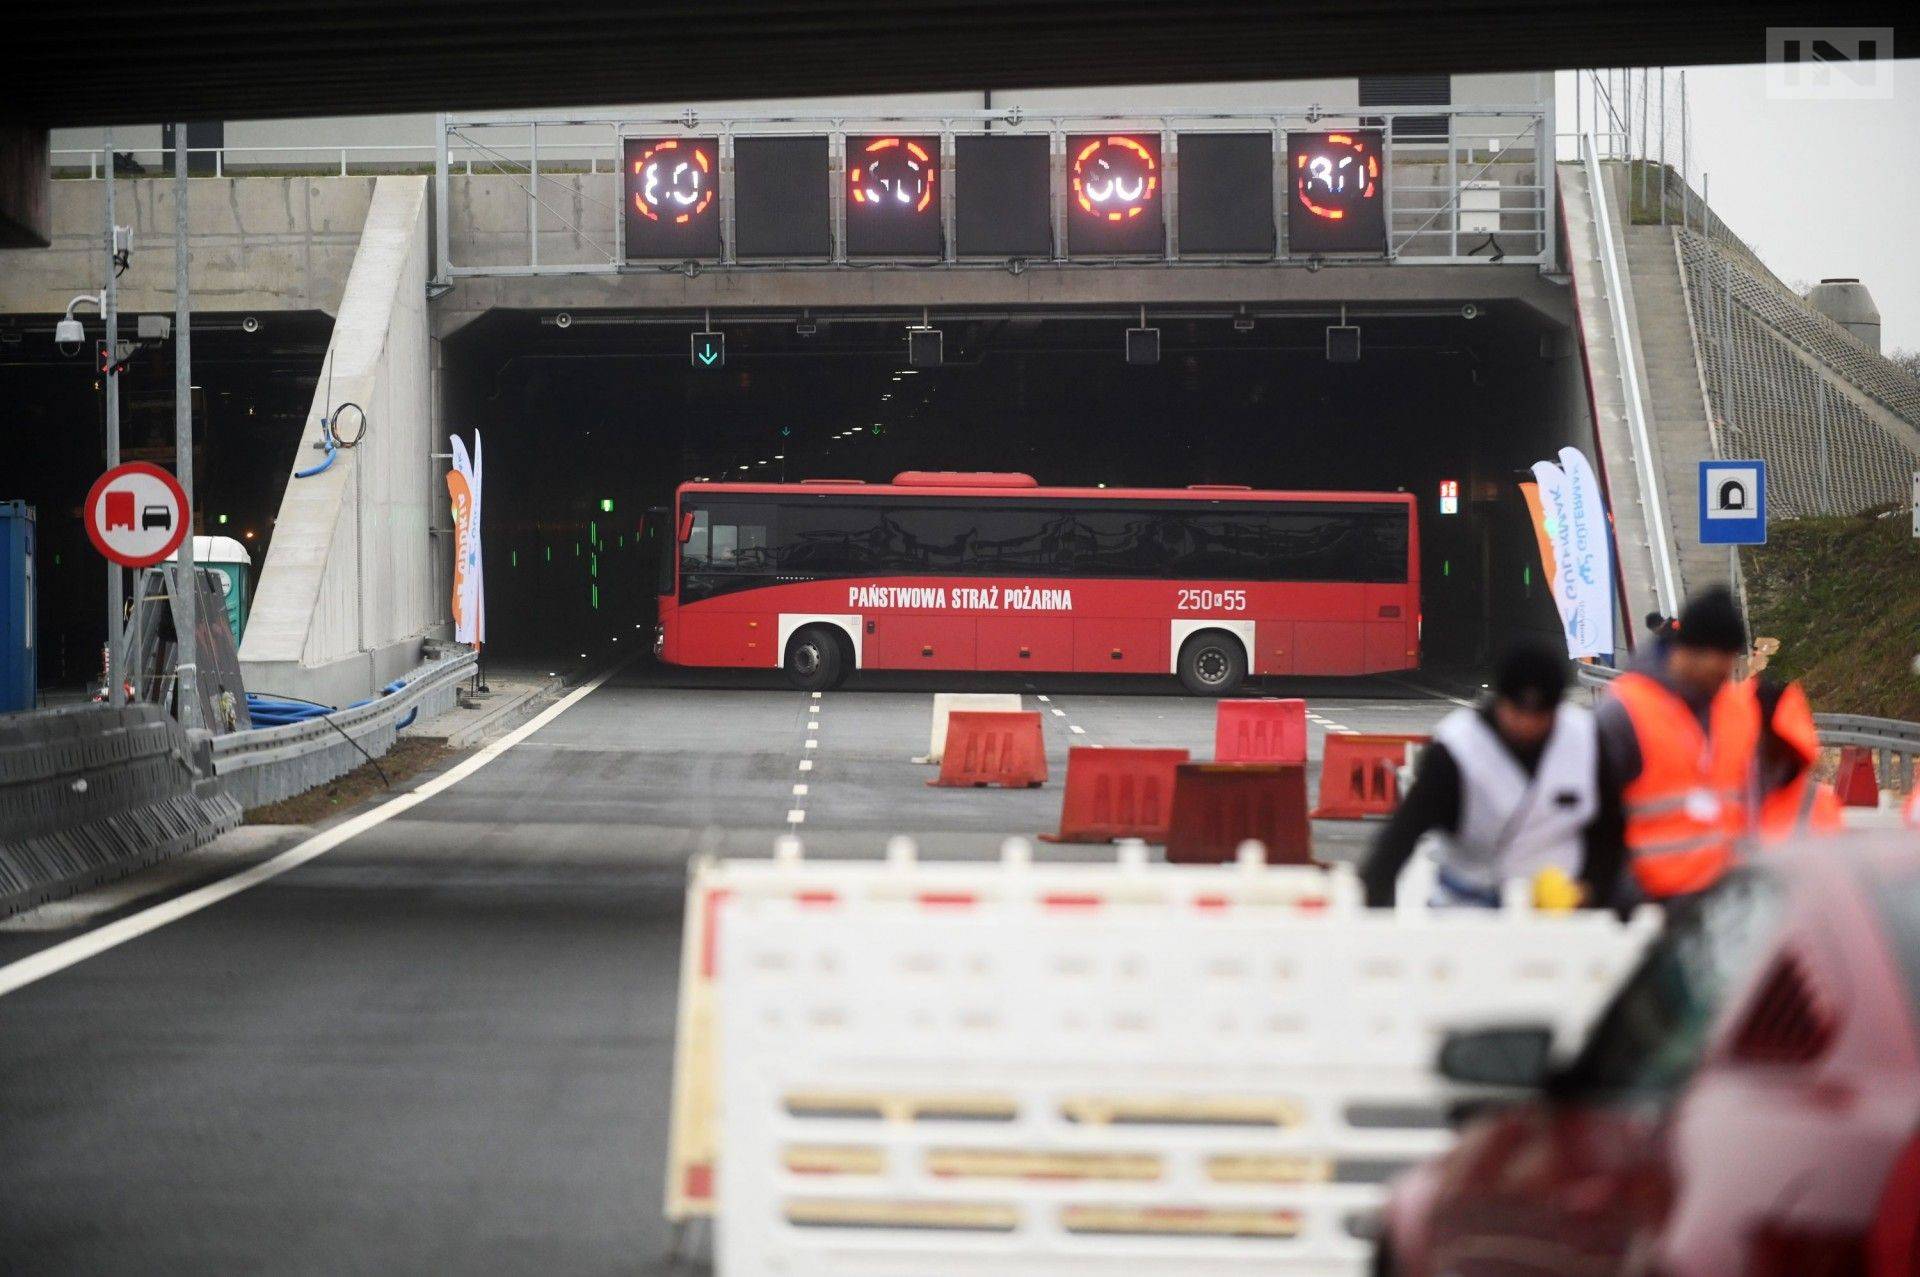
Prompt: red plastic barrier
<box><xmin>1164</xmin><ymin>762</ymin><xmax>1311</xmax><ymax>865</ymax></box>
<box><xmin>929</xmin><ymin>711</ymin><xmax>1049</xmax><ymax>788</ymax></box>
<box><xmin>1040</xmin><ymin>746</ymin><xmax>1190</xmax><ymax>843</ymax></box>
<box><xmin>1311</xmin><ymin>733</ymin><xmax>1429</xmax><ymax>819</ymax></box>
<box><xmin>1834</xmin><ymin>746</ymin><xmax>1880</xmax><ymax>808</ymax></box>
<box><xmin>1213</xmin><ymin>698</ymin><xmax>1307</xmax><ymax>765</ymax></box>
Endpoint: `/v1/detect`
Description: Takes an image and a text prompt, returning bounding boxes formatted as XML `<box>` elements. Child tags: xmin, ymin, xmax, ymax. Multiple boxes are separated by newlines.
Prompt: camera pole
<box><xmin>173</xmin><ymin>126</ymin><xmax>200</xmax><ymax>729</ymax></box>
<box><xmin>103</xmin><ymin>126</ymin><xmax>125</xmax><ymax>705</ymax></box>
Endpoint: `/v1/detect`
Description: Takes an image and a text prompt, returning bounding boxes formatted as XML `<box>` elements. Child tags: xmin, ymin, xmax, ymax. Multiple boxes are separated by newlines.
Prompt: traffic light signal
<box><xmin>908</xmin><ymin>327</ymin><xmax>942</xmax><ymax>368</ymax></box>
<box><xmin>691</xmin><ymin>331</ymin><xmax>725</xmax><ymax>369</ymax></box>
<box><xmin>1124</xmin><ymin>327</ymin><xmax>1160</xmax><ymax>366</ymax></box>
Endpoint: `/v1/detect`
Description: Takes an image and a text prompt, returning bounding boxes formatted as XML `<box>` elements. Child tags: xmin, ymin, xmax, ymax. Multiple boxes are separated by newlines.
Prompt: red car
<box><xmin>1378</xmin><ymin>832</ymin><xmax>1920</xmax><ymax>1276</ymax></box>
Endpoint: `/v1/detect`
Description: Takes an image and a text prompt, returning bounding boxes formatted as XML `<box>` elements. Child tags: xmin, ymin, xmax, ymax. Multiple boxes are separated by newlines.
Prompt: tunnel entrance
<box><xmin>444</xmin><ymin>303</ymin><xmax>1584</xmax><ymax>670</ymax></box>
<box><xmin>0</xmin><ymin>312</ymin><xmax>329</xmax><ymax>693</ymax></box>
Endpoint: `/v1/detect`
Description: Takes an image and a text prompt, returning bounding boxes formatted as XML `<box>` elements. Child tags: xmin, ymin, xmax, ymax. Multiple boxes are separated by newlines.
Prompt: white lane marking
<box><xmin>798</xmin><ymin>758</ymin><xmax>814</xmax><ymax>771</ymax></box>
<box><xmin>786</xmin><ymin>809</ymin><xmax>806</xmax><ymax>824</ymax></box>
<box><xmin>811</xmin><ymin>691</ymin><xmax>822</xmax><ymax>699</ymax></box>
<box><xmin>0</xmin><ymin>661</ymin><xmax>630</xmax><ymax>1000</ymax></box>
<box><xmin>1051</xmin><ymin>708</ymin><xmax>1066</xmax><ymax>717</ymax></box>
<box><xmin>792</xmin><ymin>783</ymin><xmax>809</xmax><ymax>797</ymax></box>
<box><xmin>808</xmin><ymin>704</ymin><xmax>819</xmax><ymax>714</ymax></box>
<box><xmin>805</xmin><ymin>738</ymin><xmax>818</xmax><ymax>749</ymax></box>
<box><xmin>1069</xmin><ymin>724</ymin><xmax>1087</xmax><ymax>735</ymax></box>
<box><xmin>1037</xmin><ymin>695</ymin><xmax>1050</xmax><ymax>703</ymax></box>
<box><xmin>807</xmin><ymin>721</ymin><xmax>819</xmax><ymax>732</ymax></box>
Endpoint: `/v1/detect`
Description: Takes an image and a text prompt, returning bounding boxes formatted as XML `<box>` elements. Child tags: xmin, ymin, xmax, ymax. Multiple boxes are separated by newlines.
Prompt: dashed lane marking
<box><xmin>0</xmin><ymin>659</ymin><xmax>633</xmax><ymax>999</ymax></box>
<box><xmin>1051</xmin><ymin>708</ymin><xmax>1066</xmax><ymax>717</ymax></box>
<box><xmin>1069</xmin><ymin>725</ymin><xmax>1087</xmax><ymax>735</ymax></box>
<box><xmin>793</xmin><ymin>783</ymin><xmax>809</xmax><ymax>796</ymax></box>
<box><xmin>798</xmin><ymin>758</ymin><xmax>814</xmax><ymax>771</ymax></box>
<box><xmin>786</xmin><ymin>809</ymin><xmax>806</xmax><ymax>824</ymax></box>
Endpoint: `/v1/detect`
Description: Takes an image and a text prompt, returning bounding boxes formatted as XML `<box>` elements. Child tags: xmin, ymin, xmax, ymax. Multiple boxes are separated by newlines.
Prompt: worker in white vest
<box><xmin>1360</xmin><ymin>637</ymin><xmax>1619</xmax><ymax>908</ymax></box>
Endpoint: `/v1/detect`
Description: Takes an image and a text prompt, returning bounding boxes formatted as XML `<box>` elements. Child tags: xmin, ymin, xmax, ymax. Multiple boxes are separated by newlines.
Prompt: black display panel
<box><xmin>846</xmin><ymin>134</ymin><xmax>943</xmax><ymax>257</ymax></box>
<box><xmin>1176</xmin><ymin>132</ymin><xmax>1274</xmax><ymax>255</ymax></box>
<box><xmin>1066</xmin><ymin>133</ymin><xmax>1163</xmax><ymax>255</ymax></box>
<box><xmin>734</xmin><ymin>135</ymin><xmax>831</xmax><ymax>258</ymax></box>
<box><xmin>954</xmin><ymin>135</ymin><xmax>1052</xmax><ymax>258</ymax></box>
<box><xmin>623</xmin><ymin>136</ymin><xmax>721</xmax><ymax>260</ymax></box>
<box><xmin>1286</xmin><ymin>129</ymin><xmax>1387</xmax><ymax>255</ymax></box>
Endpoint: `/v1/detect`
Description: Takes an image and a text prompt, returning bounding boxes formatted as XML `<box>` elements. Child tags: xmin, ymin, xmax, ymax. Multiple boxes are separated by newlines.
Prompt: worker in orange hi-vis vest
<box><xmin>1749</xmin><ymin>677</ymin><xmax>1844</xmax><ymax>843</ymax></box>
<box><xmin>1595</xmin><ymin>588</ymin><xmax>1760</xmax><ymax>906</ymax></box>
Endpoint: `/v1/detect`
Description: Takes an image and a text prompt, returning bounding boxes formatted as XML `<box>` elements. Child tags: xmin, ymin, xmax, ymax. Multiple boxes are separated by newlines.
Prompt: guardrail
<box><xmin>212</xmin><ymin>648</ymin><xmax>477</xmax><ymax>809</ymax></box>
<box><xmin>1576</xmin><ymin>662</ymin><xmax>1920</xmax><ymax>784</ymax></box>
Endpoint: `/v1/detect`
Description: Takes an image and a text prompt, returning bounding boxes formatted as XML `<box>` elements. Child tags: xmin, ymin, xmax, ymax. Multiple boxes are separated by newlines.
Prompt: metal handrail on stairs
<box><xmin>1583</xmin><ymin>129</ymin><xmax>1680</xmax><ymax>619</ymax></box>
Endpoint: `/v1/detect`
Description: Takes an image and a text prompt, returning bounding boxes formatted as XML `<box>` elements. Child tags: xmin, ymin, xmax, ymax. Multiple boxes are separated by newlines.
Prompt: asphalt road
<box><xmin>0</xmin><ymin>662</ymin><xmax>1458</xmax><ymax>1274</ymax></box>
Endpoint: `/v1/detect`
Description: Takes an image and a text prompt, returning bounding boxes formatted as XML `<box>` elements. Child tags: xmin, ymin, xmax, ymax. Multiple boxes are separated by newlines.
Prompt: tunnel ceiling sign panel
<box><xmin>953</xmin><ymin>135</ymin><xmax>1052</xmax><ymax>259</ymax></box>
<box><xmin>846</xmin><ymin>135</ymin><xmax>943</xmax><ymax>257</ymax></box>
<box><xmin>1066</xmin><ymin>133</ymin><xmax>1163</xmax><ymax>256</ymax></box>
<box><xmin>1176</xmin><ymin>132</ymin><xmax>1275</xmax><ymax>255</ymax></box>
<box><xmin>624</xmin><ymin>136</ymin><xmax>722</xmax><ymax>261</ymax></box>
<box><xmin>734</xmin><ymin>136</ymin><xmax>833</xmax><ymax>259</ymax></box>
<box><xmin>1286</xmin><ymin>129</ymin><xmax>1387</xmax><ymax>255</ymax></box>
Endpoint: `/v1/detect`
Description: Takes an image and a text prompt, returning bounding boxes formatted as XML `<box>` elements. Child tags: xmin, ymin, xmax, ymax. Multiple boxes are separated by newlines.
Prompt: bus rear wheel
<box><xmin>784</xmin><ymin>626</ymin><xmax>844</xmax><ymax>692</ymax></box>
<box><xmin>1178</xmin><ymin>631</ymin><xmax>1247</xmax><ymax>696</ymax></box>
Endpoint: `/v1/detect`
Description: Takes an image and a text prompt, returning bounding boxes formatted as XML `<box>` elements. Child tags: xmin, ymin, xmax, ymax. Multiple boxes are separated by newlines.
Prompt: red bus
<box><xmin>652</xmin><ymin>472</ymin><xmax>1420</xmax><ymax>694</ymax></box>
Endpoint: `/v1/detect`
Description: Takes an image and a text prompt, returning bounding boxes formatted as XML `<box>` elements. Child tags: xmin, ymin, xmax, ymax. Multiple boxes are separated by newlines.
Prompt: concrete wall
<box><xmin>0</xmin><ymin>176</ymin><xmax>374</xmax><ymax>318</ymax></box>
<box><xmin>239</xmin><ymin>176</ymin><xmax>444</xmax><ymax>705</ymax></box>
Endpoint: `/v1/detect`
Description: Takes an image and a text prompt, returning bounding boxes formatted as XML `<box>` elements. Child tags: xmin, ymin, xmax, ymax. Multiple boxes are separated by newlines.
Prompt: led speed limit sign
<box><xmin>624</xmin><ymin>136</ymin><xmax>722</xmax><ymax>260</ymax></box>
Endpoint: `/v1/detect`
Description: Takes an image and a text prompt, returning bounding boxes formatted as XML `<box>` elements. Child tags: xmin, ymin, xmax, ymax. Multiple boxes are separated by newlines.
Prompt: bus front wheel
<box><xmin>784</xmin><ymin>626</ymin><xmax>844</xmax><ymax>692</ymax></box>
<box><xmin>1178</xmin><ymin>631</ymin><xmax>1247</xmax><ymax>696</ymax></box>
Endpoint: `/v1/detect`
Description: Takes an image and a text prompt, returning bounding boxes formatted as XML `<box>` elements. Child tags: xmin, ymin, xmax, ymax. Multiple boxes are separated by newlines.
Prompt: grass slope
<box><xmin>1741</xmin><ymin>511</ymin><xmax>1920</xmax><ymax>720</ymax></box>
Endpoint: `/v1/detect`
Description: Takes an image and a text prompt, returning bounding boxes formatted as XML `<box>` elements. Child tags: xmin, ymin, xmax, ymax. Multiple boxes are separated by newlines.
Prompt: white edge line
<box><xmin>0</xmin><ymin>661</ymin><xmax>631</xmax><ymax>1000</ymax></box>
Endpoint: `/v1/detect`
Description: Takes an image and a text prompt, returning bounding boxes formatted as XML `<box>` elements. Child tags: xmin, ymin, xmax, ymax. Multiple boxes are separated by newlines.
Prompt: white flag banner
<box><xmin>1530</xmin><ymin>447</ymin><xmax>1614</xmax><ymax>658</ymax></box>
<box><xmin>447</xmin><ymin>432</ymin><xmax>485</xmax><ymax>647</ymax></box>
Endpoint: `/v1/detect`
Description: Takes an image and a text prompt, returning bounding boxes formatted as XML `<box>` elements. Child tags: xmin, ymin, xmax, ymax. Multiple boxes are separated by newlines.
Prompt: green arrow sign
<box><xmin>691</xmin><ymin>330</ymin><xmax>725</xmax><ymax>369</ymax></box>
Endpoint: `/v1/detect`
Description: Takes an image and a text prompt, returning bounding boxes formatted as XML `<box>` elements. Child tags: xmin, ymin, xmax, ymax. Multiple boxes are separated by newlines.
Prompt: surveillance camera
<box><xmin>54</xmin><ymin>317</ymin><xmax>85</xmax><ymax>356</ymax></box>
<box><xmin>554</xmin><ymin>312</ymin><xmax>573</xmax><ymax>330</ymax></box>
<box><xmin>241</xmin><ymin>315</ymin><xmax>260</xmax><ymax>334</ymax></box>
<box><xmin>1460</xmin><ymin>303</ymin><xmax>1480</xmax><ymax>320</ymax></box>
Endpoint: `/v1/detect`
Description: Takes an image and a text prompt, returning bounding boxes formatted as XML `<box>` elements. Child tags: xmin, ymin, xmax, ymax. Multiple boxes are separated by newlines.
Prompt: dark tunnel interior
<box><xmin>4</xmin><ymin>303</ymin><xmax>1578</xmax><ymax>691</ymax></box>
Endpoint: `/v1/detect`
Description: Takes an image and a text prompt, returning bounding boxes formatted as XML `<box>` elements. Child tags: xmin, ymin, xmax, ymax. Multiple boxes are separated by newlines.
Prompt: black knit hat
<box><xmin>1492</xmin><ymin>635</ymin><xmax>1568</xmax><ymax>710</ymax></box>
<box><xmin>1673</xmin><ymin>587</ymin><xmax>1747</xmax><ymax>653</ymax></box>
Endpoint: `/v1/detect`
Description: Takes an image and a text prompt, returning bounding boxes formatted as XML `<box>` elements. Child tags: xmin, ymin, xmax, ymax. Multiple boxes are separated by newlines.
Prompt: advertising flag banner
<box><xmin>447</xmin><ymin>432</ymin><xmax>485</xmax><ymax>647</ymax></box>
<box><xmin>1528</xmin><ymin>447</ymin><xmax>1614</xmax><ymax>658</ymax></box>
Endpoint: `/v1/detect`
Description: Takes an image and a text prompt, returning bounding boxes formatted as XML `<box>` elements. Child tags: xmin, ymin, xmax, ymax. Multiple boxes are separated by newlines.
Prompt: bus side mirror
<box><xmin>678</xmin><ymin>513</ymin><xmax>694</xmax><ymax>543</ymax></box>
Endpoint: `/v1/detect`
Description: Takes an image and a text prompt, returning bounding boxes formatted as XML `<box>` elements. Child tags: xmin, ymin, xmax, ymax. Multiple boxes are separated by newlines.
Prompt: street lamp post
<box><xmin>103</xmin><ymin>125</ymin><xmax>123</xmax><ymax>705</ymax></box>
<box><xmin>173</xmin><ymin>126</ymin><xmax>200</xmax><ymax>728</ymax></box>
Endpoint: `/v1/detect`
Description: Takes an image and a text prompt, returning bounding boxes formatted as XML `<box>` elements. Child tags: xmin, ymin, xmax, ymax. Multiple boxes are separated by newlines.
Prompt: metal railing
<box><xmin>1579</xmin><ymin>128</ymin><xmax>1679</xmax><ymax>617</ymax></box>
<box><xmin>52</xmin><ymin>144</ymin><xmax>443</xmax><ymax>179</ymax></box>
<box><xmin>1575</xmin><ymin>662</ymin><xmax>1920</xmax><ymax>777</ymax></box>
<box><xmin>434</xmin><ymin>103</ymin><xmax>1554</xmax><ymax>279</ymax></box>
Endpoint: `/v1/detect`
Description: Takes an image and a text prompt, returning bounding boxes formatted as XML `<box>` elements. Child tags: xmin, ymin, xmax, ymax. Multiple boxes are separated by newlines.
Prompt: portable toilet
<box><xmin>193</xmin><ymin>535</ymin><xmax>252</xmax><ymax>644</ymax></box>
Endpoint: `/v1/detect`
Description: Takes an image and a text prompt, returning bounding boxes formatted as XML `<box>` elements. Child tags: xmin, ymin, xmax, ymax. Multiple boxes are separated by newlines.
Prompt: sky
<box><xmin>1559</xmin><ymin>60</ymin><xmax>1920</xmax><ymax>354</ymax></box>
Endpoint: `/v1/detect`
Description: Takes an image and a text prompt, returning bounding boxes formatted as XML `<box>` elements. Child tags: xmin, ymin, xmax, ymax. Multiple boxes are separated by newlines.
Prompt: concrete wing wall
<box><xmin>239</xmin><ymin>176</ymin><xmax>443</xmax><ymax>705</ymax></box>
<box><xmin>0</xmin><ymin>177</ymin><xmax>373</xmax><ymax>319</ymax></box>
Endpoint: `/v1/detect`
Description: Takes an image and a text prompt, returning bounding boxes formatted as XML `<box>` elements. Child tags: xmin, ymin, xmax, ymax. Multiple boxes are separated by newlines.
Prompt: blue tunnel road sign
<box><xmin>1699</xmin><ymin>459</ymin><xmax>1766</xmax><ymax>545</ymax></box>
